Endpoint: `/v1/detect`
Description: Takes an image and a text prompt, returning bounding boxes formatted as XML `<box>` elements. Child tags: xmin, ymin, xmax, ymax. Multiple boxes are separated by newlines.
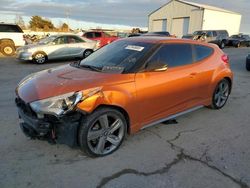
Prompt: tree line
<box><xmin>15</xmin><ymin>15</ymin><xmax>70</xmax><ymax>32</ymax></box>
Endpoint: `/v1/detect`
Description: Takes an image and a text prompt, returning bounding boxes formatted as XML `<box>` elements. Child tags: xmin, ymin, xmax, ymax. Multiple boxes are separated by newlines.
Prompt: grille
<box><xmin>15</xmin><ymin>97</ymin><xmax>37</xmax><ymax>117</ymax></box>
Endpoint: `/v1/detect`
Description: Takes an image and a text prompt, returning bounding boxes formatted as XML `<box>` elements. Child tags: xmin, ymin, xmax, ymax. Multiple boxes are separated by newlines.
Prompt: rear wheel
<box><xmin>210</xmin><ymin>79</ymin><xmax>230</xmax><ymax>109</ymax></box>
<box><xmin>1</xmin><ymin>42</ymin><xmax>15</xmax><ymax>56</ymax></box>
<box><xmin>83</xmin><ymin>49</ymin><xmax>93</xmax><ymax>59</ymax></box>
<box><xmin>32</xmin><ymin>52</ymin><xmax>47</xmax><ymax>64</ymax></box>
<box><xmin>246</xmin><ymin>58</ymin><xmax>250</xmax><ymax>71</ymax></box>
<box><xmin>78</xmin><ymin>108</ymin><xmax>127</xmax><ymax>157</ymax></box>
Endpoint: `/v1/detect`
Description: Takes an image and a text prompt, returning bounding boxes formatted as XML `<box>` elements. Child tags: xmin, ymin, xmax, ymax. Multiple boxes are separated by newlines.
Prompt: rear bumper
<box><xmin>16</xmin><ymin>98</ymin><xmax>81</xmax><ymax>147</ymax></box>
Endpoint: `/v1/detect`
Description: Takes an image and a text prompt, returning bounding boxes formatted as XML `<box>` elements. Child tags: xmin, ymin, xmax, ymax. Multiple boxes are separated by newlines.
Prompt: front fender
<box><xmin>76</xmin><ymin>86</ymin><xmax>139</xmax><ymax>132</ymax></box>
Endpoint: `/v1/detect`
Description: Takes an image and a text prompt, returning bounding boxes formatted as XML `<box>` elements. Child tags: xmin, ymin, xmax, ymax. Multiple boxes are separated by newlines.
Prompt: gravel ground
<box><xmin>0</xmin><ymin>47</ymin><xmax>250</xmax><ymax>188</ymax></box>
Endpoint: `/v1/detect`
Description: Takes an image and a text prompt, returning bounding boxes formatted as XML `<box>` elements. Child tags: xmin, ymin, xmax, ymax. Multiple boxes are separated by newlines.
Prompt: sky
<box><xmin>0</xmin><ymin>0</ymin><xmax>249</xmax><ymax>32</ymax></box>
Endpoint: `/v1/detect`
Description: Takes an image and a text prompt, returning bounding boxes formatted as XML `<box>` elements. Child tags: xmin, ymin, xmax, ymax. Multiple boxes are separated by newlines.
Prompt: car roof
<box><xmin>50</xmin><ymin>34</ymin><xmax>80</xmax><ymax>37</ymax></box>
<box><xmin>0</xmin><ymin>23</ymin><xmax>19</xmax><ymax>26</ymax></box>
<box><xmin>120</xmin><ymin>36</ymin><xmax>217</xmax><ymax>47</ymax></box>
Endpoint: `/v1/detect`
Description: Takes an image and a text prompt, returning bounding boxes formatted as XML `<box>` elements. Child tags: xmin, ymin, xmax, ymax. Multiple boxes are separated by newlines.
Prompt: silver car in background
<box><xmin>16</xmin><ymin>34</ymin><xmax>98</xmax><ymax>64</ymax></box>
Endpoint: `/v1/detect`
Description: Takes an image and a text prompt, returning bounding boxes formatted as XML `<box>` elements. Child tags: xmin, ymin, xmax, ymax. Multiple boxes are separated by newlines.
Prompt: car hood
<box><xmin>17</xmin><ymin>43</ymin><xmax>43</xmax><ymax>51</ymax></box>
<box><xmin>16</xmin><ymin>64</ymin><xmax>135</xmax><ymax>103</ymax></box>
<box><xmin>182</xmin><ymin>34</ymin><xmax>194</xmax><ymax>39</ymax></box>
<box><xmin>228</xmin><ymin>38</ymin><xmax>241</xmax><ymax>41</ymax></box>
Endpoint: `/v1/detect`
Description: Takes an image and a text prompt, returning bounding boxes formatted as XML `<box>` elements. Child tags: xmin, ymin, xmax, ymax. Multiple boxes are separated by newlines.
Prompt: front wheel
<box><xmin>220</xmin><ymin>41</ymin><xmax>225</xmax><ymax>49</ymax></box>
<box><xmin>78</xmin><ymin>108</ymin><xmax>127</xmax><ymax>157</ymax></box>
<box><xmin>32</xmin><ymin>52</ymin><xmax>47</xmax><ymax>64</ymax></box>
<box><xmin>210</xmin><ymin>79</ymin><xmax>230</xmax><ymax>109</ymax></box>
<box><xmin>235</xmin><ymin>42</ymin><xmax>241</xmax><ymax>48</ymax></box>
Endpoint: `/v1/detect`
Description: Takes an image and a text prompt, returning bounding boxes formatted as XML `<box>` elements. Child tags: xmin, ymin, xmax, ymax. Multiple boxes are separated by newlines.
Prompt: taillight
<box><xmin>222</xmin><ymin>54</ymin><xmax>229</xmax><ymax>64</ymax></box>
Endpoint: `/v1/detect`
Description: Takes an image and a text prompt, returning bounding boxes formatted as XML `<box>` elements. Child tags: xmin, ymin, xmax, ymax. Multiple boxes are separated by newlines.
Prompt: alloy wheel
<box><xmin>35</xmin><ymin>53</ymin><xmax>46</xmax><ymax>64</ymax></box>
<box><xmin>214</xmin><ymin>80</ymin><xmax>230</xmax><ymax>108</ymax></box>
<box><xmin>87</xmin><ymin>114</ymin><xmax>125</xmax><ymax>155</ymax></box>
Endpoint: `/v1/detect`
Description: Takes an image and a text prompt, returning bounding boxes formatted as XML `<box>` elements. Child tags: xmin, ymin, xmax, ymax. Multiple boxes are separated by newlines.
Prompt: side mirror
<box><xmin>146</xmin><ymin>60</ymin><xmax>168</xmax><ymax>72</ymax></box>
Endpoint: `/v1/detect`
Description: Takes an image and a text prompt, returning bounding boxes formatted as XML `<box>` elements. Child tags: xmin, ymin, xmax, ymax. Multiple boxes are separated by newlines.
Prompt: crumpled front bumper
<box><xmin>16</xmin><ymin>97</ymin><xmax>81</xmax><ymax>147</ymax></box>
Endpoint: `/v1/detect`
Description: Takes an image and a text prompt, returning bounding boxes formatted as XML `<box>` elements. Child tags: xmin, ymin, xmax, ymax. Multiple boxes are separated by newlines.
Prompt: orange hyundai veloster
<box><xmin>16</xmin><ymin>37</ymin><xmax>233</xmax><ymax>157</ymax></box>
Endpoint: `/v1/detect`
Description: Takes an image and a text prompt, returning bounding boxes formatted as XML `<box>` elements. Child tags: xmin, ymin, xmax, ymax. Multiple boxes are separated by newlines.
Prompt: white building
<box><xmin>148</xmin><ymin>0</ymin><xmax>242</xmax><ymax>37</ymax></box>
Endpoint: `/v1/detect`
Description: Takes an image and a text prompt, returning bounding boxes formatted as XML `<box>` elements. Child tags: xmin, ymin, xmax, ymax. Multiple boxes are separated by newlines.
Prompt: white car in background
<box><xmin>16</xmin><ymin>34</ymin><xmax>98</xmax><ymax>64</ymax></box>
<box><xmin>0</xmin><ymin>23</ymin><xmax>25</xmax><ymax>56</ymax></box>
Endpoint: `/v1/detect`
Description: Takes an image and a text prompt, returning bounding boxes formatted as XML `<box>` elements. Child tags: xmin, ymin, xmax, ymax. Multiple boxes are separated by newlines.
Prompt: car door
<box><xmin>67</xmin><ymin>36</ymin><xmax>86</xmax><ymax>57</ymax></box>
<box><xmin>135</xmin><ymin>43</ymin><xmax>201</xmax><ymax>127</ymax></box>
<box><xmin>48</xmin><ymin>36</ymin><xmax>70</xmax><ymax>59</ymax></box>
<box><xmin>206</xmin><ymin>31</ymin><xmax>215</xmax><ymax>43</ymax></box>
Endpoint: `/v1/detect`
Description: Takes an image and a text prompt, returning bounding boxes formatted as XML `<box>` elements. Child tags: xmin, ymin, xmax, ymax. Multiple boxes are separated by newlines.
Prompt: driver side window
<box><xmin>54</xmin><ymin>37</ymin><xmax>67</xmax><ymax>45</ymax></box>
<box><xmin>146</xmin><ymin>44</ymin><xmax>193</xmax><ymax>70</ymax></box>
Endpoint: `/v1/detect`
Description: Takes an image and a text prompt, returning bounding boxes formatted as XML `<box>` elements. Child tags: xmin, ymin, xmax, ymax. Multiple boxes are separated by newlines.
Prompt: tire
<box><xmin>220</xmin><ymin>41</ymin><xmax>225</xmax><ymax>49</ymax></box>
<box><xmin>32</xmin><ymin>52</ymin><xmax>47</xmax><ymax>64</ymax></box>
<box><xmin>78</xmin><ymin>107</ymin><xmax>127</xmax><ymax>157</ymax></box>
<box><xmin>210</xmin><ymin>79</ymin><xmax>230</xmax><ymax>109</ymax></box>
<box><xmin>1</xmin><ymin>42</ymin><xmax>15</xmax><ymax>56</ymax></box>
<box><xmin>246</xmin><ymin>58</ymin><xmax>250</xmax><ymax>71</ymax></box>
<box><xmin>83</xmin><ymin>49</ymin><xmax>93</xmax><ymax>59</ymax></box>
<box><xmin>235</xmin><ymin>42</ymin><xmax>241</xmax><ymax>48</ymax></box>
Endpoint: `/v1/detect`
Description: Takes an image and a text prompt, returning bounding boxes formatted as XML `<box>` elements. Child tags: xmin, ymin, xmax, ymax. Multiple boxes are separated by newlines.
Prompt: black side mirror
<box><xmin>146</xmin><ymin>60</ymin><xmax>168</xmax><ymax>72</ymax></box>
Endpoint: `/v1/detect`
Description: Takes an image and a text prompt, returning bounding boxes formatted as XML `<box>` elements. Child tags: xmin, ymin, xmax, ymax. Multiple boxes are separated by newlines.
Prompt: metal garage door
<box><xmin>153</xmin><ymin>19</ymin><xmax>167</xmax><ymax>32</ymax></box>
<box><xmin>172</xmin><ymin>17</ymin><xmax>190</xmax><ymax>38</ymax></box>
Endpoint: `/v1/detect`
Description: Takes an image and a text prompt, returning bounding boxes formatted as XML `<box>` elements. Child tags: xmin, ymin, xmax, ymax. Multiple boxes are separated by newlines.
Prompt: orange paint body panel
<box><xmin>16</xmin><ymin>37</ymin><xmax>233</xmax><ymax>135</ymax></box>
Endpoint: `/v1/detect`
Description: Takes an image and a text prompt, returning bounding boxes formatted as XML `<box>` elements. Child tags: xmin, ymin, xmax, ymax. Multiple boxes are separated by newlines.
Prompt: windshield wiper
<box><xmin>79</xmin><ymin>64</ymin><xmax>102</xmax><ymax>72</ymax></box>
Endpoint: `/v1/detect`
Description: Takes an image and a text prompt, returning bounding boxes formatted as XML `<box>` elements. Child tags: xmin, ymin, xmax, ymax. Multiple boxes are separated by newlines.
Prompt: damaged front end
<box><xmin>15</xmin><ymin>96</ymin><xmax>82</xmax><ymax>147</ymax></box>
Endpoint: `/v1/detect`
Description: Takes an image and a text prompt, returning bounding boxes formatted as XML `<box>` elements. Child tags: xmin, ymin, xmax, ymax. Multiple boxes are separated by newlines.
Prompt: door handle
<box><xmin>189</xmin><ymin>72</ymin><xmax>197</xmax><ymax>78</ymax></box>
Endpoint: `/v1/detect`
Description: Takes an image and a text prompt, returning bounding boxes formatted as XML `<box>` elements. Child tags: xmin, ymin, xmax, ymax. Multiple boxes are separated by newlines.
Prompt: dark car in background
<box><xmin>227</xmin><ymin>34</ymin><xmax>250</xmax><ymax>48</ymax></box>
<box><xmin>129</xmin><ymin>31</ymin><xmax>175</xmax><ymax>38</ymax></box>
<box><xmin>246</xmin><ymin>54</ymin><xmax>250</xmax><ymax>71</ymax></box>
<box><xmin>182</xmin><ymin>30</ymin><xmax>229</xmax><ymax>49</ymax></box>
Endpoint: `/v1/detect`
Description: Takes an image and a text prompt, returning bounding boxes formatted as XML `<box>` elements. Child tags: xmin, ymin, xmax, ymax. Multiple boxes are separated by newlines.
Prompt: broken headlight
<box><xmin>30</xmin><ymin>92</ymin><xmax>82</xmax><ymax>117</ymax></box>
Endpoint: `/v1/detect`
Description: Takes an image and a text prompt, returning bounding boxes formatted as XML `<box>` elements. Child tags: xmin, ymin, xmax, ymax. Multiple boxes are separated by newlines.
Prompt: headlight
<box><xmin>30</xmin><ymin>92</ymin><xmax>82</xmax><ymax>117</ymax></box>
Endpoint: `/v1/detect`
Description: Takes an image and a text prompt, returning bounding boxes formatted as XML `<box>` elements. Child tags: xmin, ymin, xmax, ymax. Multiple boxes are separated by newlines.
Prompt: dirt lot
<box><xmin>0</xmin><ymin>48</ymin><xmax>250</xmax><ymax>188</ymax></box>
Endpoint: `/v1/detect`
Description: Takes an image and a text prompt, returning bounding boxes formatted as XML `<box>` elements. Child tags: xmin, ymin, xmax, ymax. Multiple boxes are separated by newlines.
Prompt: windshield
<box><xmin>38</xmin><ymin>36</ymin><xmax>57</xmax><ymax>44</ymax></box>
<box><xmin>231</xmin><ymin>35</ymin><xmax>240</xmax><ymax>38</ymax></box>
<box><xmin>193</xmin><ymin>31</ymin><xmax>203</xmax><ymax>35</ymax></box>
<box><xmin>80</xmin><ymin>40</ymin><xmax>154</xmax><ymax>73</ymax></box>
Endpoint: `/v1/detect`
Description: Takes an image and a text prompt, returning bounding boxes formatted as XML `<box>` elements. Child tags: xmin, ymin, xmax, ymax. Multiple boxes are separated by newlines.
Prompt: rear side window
<box><xmin>0</xmin><ymin>24</ymin><xmax>23</xmax><ymax>33</ymax></box>
<box><xmin>85</xmin><ymin>32</ymin><xmax>94</xmax><ymax>38</ymax></box>
<box><xmin>94</xmin><ymin>32</ymin><xmax>102</xmax><ymax>38</ymax></box>
<box><xmin>194</xmin><ymin>45</ymin><xmax>214</xmax><ymax>62</ymax></box>
<box><xmin>148</xmin><ymin>44</ymin><xmax>193</xmax><ymax>68</ymax></box>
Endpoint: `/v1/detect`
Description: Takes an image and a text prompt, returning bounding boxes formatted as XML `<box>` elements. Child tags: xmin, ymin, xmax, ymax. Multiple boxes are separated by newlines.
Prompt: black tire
<box><xmin>220</xmin><ymin>41</ymin><xmax>225</xmax><ymax>49</ymax></box>
<box><xmin>246</xmin><ymin>58</ymin><xmax>250</xmax><ymax>71</ymax></box>
<box><xmin>210</xmin><ymin>79</ymin><xmax>230</xmax><ymax>109</ymax></box>
<box><xmin>235</xmin><ymin>42</ymin><xmax>241</xmax><ymax>48</ymax></box>
<box><xmin>83</xmin><ymin>49</ymin><xmax>93</xmax><ymax>59</ymax></box>
<box><xmin>78</xmin><ymin>107</ymin><xmax>127</xmax><ymax>157</ymax></box>
<box><xmin>0</xmin><ymin>42</ymin><xmax>15</xmax><ymax>56</ymax></box>
<box><xmin>32</xmin><ymin>52</ymin><xmax>48</xmax><ymax>64</ymax></box>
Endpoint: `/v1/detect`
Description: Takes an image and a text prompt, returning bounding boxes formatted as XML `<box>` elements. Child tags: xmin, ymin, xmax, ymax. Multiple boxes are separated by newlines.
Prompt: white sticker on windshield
<box><xmin>125</xmin><ymin>45</ymin><xmax>144</xmax><ymax>52</ymax></box>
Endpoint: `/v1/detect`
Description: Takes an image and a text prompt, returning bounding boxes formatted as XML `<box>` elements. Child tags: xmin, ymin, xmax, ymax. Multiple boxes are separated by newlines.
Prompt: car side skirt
<box><xmin>141</xmin><ymin>105</ymin><xmax>204</xmax><ymax>130</ymax></box>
